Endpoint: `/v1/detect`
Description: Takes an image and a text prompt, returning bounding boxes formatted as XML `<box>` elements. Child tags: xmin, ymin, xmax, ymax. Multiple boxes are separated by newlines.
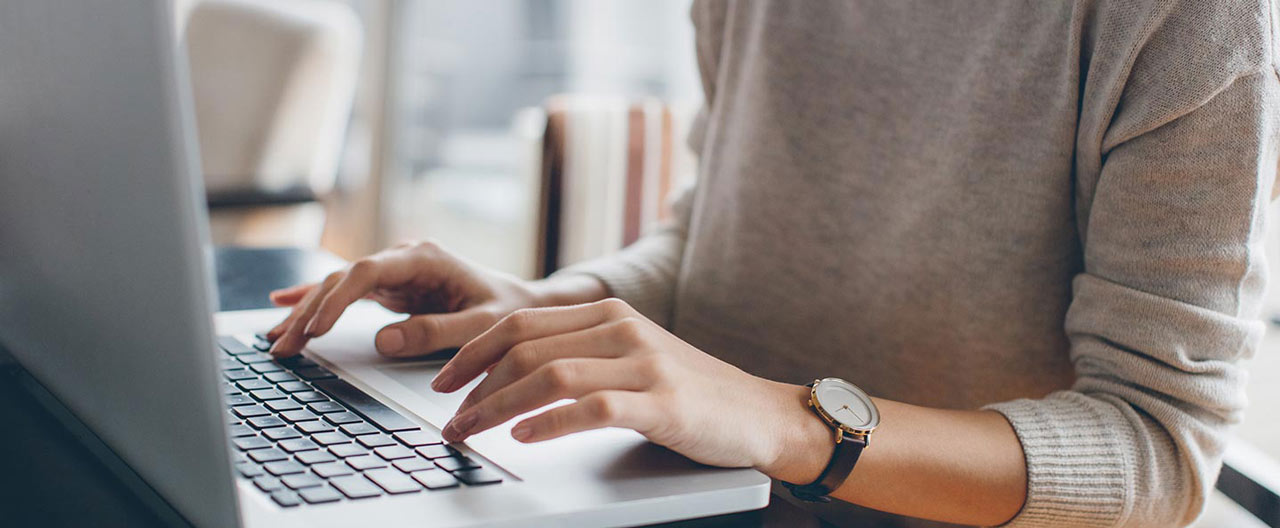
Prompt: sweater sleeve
<box><xmin>549</xmin><ymin>110</ymin><xmax>704</xmax><ymax>327</ymax></box>
<box><xmin>986</xmin><ymin>69</ymin><xmax>1279</xmax><ymax>527</ymax></box>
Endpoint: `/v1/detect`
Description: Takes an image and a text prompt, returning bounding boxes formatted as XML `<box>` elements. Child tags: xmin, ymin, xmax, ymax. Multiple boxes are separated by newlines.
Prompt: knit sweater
<box><xmin>557</xmin><ymin>1</ymin><xmax>1280</xmax><ymax>527</ymax></box>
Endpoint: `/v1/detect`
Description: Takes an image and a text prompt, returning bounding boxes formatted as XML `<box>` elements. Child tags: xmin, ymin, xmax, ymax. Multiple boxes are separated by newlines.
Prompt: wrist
<box><xmin>756</xmin><ymin>381</ymin><xmax>836</xmax><ymax>484</ymax></box>
<box><xmin>526</xmin><ymin>274</ymin><xmax>610</xmax><ymax>308</ymax></box>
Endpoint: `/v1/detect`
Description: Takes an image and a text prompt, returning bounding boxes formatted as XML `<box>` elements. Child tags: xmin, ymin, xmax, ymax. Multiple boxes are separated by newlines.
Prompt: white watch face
<box><xmin>813</xmin><ymin>378</ymin><xmax>878</xmax><ymax>431</ymax></box>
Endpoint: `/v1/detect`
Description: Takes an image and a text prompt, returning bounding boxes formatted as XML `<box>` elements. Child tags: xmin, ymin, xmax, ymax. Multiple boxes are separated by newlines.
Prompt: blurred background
<box><xmin>169</xmin><ymin>1</ymin><xmax>1279</xmax><ymax>525</ymax></box>
<box><xmin>174</xmin><ymin>0</ymin><xmax>700</xmax><ymax>280</ymax></box>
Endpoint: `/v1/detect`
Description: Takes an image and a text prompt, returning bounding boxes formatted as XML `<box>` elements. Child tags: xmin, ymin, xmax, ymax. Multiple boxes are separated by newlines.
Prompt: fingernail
<box><xmin>376</xmin><ymin>328</ymin><xmax>404</xmax><ymax>355</ymax></box>
<box><xmin>303</xmin><ymin>319</ymin><xmax>319</xmax><ymax>338</ymax></box>
<box><xmin>511</xmin><ymin>423</ymin><xmax>532</xmax><ymax>442</ymax></box>
<box><xmin>443</xmin><ymin>412</ymin><xmax>477</xmax><ymax>441</ymax></box>
<box><xmin>431</xmin><ymin>369</ymin><xmax>454</xmax><ymax>392</ymax></box>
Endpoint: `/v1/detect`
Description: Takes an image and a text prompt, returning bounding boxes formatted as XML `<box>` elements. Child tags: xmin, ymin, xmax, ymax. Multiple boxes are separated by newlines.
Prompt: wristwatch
<box><xmin>782</xmin><ymin>377</ymin><xmax>880</xmax><ymax>503</ymax></box>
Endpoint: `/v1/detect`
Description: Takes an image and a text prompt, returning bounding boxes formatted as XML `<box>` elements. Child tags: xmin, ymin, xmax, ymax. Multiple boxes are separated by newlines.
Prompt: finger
<box><xmin>443</xmin><ymin>358</ymin><xmax>652</xmax><ymax>442</ymax></box>
<box><xmin>456</xmin><ymin>323</ymin><xmax>629</xmax><ymax>411</ymax></box>
<box><xmin>302</xmin><ymin>245</ymin><xmax>471</xmax><ymax>338</ymax></box>
<box><xmin>509</xmin><ymin>390</ymin><xmax>658</xmax><ymax>444</ymax></box>
<box><xmin>376</xmin><ymin>309</ymin><xmax>499</xmax><ymax>358</ymax></box>
<box><xmin>269</xmin><ymin>272</ymin><xmax>343</xmax><ymax>357</ymax></box>
<box><xmin>436</xmin><ymin>298</ymin><xmax>634</xmax><ymax>392</ymax></box>
<box><xmin>266</xmin><ymin>281</ymin><xmax>330</xmax><ymax>342</ymax></box>
<box><xmin>269</xmin><ymin>283</ymin><xmax>316</xmax><ymax>307</ymax></box>
<box><xmin>302</xmin><ymin>260</ymin><xmax>383</xmax><ymax>338</ymax></box>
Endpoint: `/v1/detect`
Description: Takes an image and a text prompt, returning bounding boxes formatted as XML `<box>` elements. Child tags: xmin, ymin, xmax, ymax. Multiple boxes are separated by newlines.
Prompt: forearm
<box><xmin>759</xmin><ymin>382</ymin><xmax>1027</xmax><ymax>526</ymax></box>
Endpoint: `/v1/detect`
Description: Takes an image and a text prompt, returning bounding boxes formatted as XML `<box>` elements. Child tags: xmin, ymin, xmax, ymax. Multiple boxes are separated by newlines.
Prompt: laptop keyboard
<box><xmin>217</xmin><ymin>335</ymin><xmax>503</xmax><ymax>507</ymax></box>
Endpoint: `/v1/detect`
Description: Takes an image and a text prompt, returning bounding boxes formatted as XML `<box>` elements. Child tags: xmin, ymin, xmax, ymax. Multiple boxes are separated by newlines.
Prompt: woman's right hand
<box><xmin>264</xmin><ymin>241</ymin><xmax>606</xmax><ymax>359</ymax></box>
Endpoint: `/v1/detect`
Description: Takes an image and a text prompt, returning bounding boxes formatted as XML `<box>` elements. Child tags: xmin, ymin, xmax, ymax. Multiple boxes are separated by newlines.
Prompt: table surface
<box><xmin>0</xmin><ymin>247</ymin><xmax>833</xmax><ymax>528</ymax></box>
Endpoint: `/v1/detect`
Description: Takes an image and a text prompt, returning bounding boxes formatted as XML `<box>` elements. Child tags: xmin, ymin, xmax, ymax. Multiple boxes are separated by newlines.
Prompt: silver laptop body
<box><xmin>0</xmin><ymin>1</ymin><xmax>769</xmax><ymax>527</ymax></box>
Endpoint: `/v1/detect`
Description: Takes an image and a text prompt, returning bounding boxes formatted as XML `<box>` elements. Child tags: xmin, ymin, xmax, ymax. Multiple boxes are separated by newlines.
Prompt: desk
<box><xmin>0</xmin><ymin>247</ymin><xmax>832</xmax><ymax>528</ymax></box>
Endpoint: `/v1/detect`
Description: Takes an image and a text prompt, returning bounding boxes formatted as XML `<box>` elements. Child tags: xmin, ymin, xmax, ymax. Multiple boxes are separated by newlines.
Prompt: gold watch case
<box><xmin>807</xmin><ymin>377</ymin><xmax>879</xmax><ymax>446</ymax></box>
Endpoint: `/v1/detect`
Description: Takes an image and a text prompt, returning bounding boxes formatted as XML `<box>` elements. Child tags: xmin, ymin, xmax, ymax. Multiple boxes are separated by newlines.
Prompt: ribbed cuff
<box><xmin>985</xmin><ymin>393</ymin><xmax>1134</xmax><ymax>528</ymax></box>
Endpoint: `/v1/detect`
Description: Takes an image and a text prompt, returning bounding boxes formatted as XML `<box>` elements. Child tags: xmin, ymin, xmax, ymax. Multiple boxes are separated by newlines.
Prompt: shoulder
<box><xmin>1087</xmin><ymin>0</ymin><xmax>1278</xmax><ymax>146</ymax></box>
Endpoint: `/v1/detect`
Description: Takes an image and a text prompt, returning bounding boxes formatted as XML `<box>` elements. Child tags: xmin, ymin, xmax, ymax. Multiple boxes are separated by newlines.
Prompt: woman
<box><xmin>267</xmin><ymin>2</ymin><xmax>1279</xmax><ymax>526</ymax></box>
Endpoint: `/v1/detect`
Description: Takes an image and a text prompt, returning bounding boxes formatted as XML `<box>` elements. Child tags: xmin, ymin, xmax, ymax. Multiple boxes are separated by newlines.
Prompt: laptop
<box><xmin>0</xmin><ymin>2</ymin><xmax>769</xmax><ymax>527</ymax></box>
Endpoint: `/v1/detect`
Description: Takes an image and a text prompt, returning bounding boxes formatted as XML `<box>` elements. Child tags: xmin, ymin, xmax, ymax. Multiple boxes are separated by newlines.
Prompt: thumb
<box><xmin>376</xmin><ymin>308</ymin><xmax>498</xmax><ymax>357</ymax></box>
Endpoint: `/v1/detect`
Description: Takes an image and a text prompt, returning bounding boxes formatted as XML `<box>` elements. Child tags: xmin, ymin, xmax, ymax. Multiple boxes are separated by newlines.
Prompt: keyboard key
<box><xmin>340</xmin><ymin>423</ymin><xmax>379</xmax><ymax>436</ymax></box>
<box><xmin>265</xmin><ymin>371</ymin><xmax>302</xmax><ymax>384</ymax></box>
<box><xmin>392</xmin><ymin>457</ymin><xmax>435</xmax><ymax>473</ymax></box>
<box><xmin>410</xmin><ymin>470</ymin><xmax>459</xmax><ymax>490</ymax></box>
<box><xmin>308</xmin><ymin>401</ymin><xmax>345</xmax><ymax>414</ymax></box>
<box><xmin>253</xmin><ymin>476</ymin><xmax>284</xmax><ymax>492</ymax></box>
<box><xmin>346</xmin><ymin>455</ymin><xmax>388</xmax><ymax>471</ymax></box>
<box><xmin>299</xmin><ymin>485</ymin><xmax>343</xmax><ymax>504</ymax></box>
<box><xmin>311</xmin><ymin>462</ymin><xmax>355</xmax><ymax>478</ymax></box>
<box><xmin>236</xmin><ymin>379</ymin><xmax>272</xmax><ymax>391</ymax></box>
<box><xmin>276</xmin><ymin>380</ymin><xmax>310</xmax><ymax>393</ymax></box>
<box><xmin>434</xmin><ymin>455</ymin><xmax>480</xmax><ymax>472</ymax></box>
<box><xmin>224</xmin><ymin>394</ymin><xmax>254</xmax><ymax>406</ymax></box>
<box><xmin>233</xmin><ymin>436</ymin><xmax>273</xmax><ymax>451</ymax></box>
<box><xmin>323</xmin><ymin>412</ymin><xmax>362</xmax><ymax>426</ymax></box>
<box><xmin>253</xmin><ymin>339</ymin><xmax>272</xmax><ymax>352</ymax></box>
<box><xmin>282</xmin><ymin>473</ymin><xmax>324</xmax><ymax>490</ymax></box>
<box><xmin>248</xmin><ymin>416</ymin><xmax>286</xmax><ymax>429</ymax></box>
<box><xmin>293</xmin><ymin>391</ymin><xmax>329</xmax><ymax>403</ymax></box>
<box><xmin>277</xmin><ymin>355</ymin><xmax>318</xmax><ymax>370</ymax></box>
<box><xmin>394</xmin><ymin>431</ymin><xmax>443</xmax><ymax>447</ymax></box>
<box><xmin>374</xmin><ymin>446</ymin><xmax>415</xmax><ymax>461</ymax></box>
<box><xmin>296</xmin><ymin>450</ymin><xmax>337</xmax><ymax>465</ymax></box>
<box><xmin>297</xmin><ymin>420</ymin><xmax>335</xmax><ymax>434</ymax></box>
<box><xmin>228</xmin><ymin>424</ymin><xmax>255</xmax><ymax>437</ymax></box>
<box><xmin>265</xmin><ymin>460</ymin><xmax>307</xmax><ymax>476</ymax></box>
<box><xmin>270</xmin><ymin>490</ymin><xmax>302</xmax><ymax>508</ymax></box>
<box><xmin>266</xmin><ymin>399</ymin><xmax>302</xmax><ymax>412</ymax></box>
<box><xmin>235</xmin><ymin>461</ymin><xmax>265</xmax><ymax>478</ymax></box>
<box><xmin>311</xmin><ymin>378</ymin><xmax>420</xmax><ymax>432</ymax></box>
<box><xmin>226</xmin><ymin>411</ymin><xmax>240</xmax><ymax>424</ymax></box>
<box><xmin>263</xmin><ymin>427</ymin><xmax>302</xmax><ymax>441</ymax></box>
<box><xmin>356</xmin><ymin>434</ymin><xmax>396</xmax><ymax>448</ymax></box>
<box><xmin>296</xmin><ymin>366</ymin><xmax>337</xmax><ymax>381</ymax></box>
<box><xmin>218</xmin><ymin>336</ymin><xmax>255</xmax><ymax>355</ymax></box>
<box><xmin>453</xmin><ymin>467</ymin><xmax>503</xmax><ymax>486</ymax></box>
<box><xmin>281</xmin><ymin>410</ymin><xmax>319</xmax><ymax>423</ymax></box>
<box><xmin>364</xmin><ymin>469</ymin><xmax>421</xmax><ymax>494</ymax></box>
<box><xmin>251</xmin><ymin>363</ymin><xmax>285</xmax><ymax>375</ymax></box>
<box><xmin>220</xmin><ymin>358</ymin><xmax>244</xmax><ymax>370</ymax></box>
<box><xmin>415</xmin><ymin>445</ymin><xmax>458</xmax><ymax>459</ymax></box>
<box><xmin>330</xmin><ymin>476</ymin><xmax>382</xmax><ymax>499</ymax></box>
<box><xmin>223</xmin><ymin>369</ymin><xmax>257</xmax><ymax>381</ymax></box>
<box><xmin>312</xmin><ymin>432</ymin><xmax>352</xmax><ymax>446</ymax></box>
<box><xmin>329</xmin><ymin>444</ymin><xmax>367</xmax><ymax>458</ymax></box>
<box><xmin>232</xmin><ymin>405</ymin><xmax>270</xmax><ymax>419</ymax></box>
<box><xmin>237</xmin><ymin>352</ymin><xmax>275</xmax><ymax>364</ymax></box>
<box><xmin>221</xmin><ymin>382</ymin><xmax>241</xmax><ymax>395</ymax></box>
<box><xmin>248</xmin><ymin>448</ymin><xmax>290</xmax><ymax>464</ymax></box>
<box><xmin>279</xmin><ymin>438</ymin><xmax>321</xmax><ymax>453</ymax></box>
<box><xmin>250</xmin><ymin>389</ymin><xmax>287</xmax><ymax>402</ymax></box>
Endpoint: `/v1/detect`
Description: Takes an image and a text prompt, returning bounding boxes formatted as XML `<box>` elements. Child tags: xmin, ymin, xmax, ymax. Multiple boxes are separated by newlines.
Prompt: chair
<box><xmin>183</xmin><ymin>0</ymin><xmax>361</xmax><ymax>247</ymax></box>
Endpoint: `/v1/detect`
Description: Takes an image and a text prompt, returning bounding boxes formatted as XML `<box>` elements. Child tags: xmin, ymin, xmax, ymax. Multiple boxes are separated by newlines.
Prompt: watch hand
<box><xmin>840</xmin><ymin>405</ymin><xmax>865</xmax><ymax>422</ymax></box>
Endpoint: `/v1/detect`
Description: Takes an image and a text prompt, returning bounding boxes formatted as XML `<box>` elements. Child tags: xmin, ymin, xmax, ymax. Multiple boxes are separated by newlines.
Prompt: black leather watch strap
<box><xmin>783</xmin><ymin>431</ymin><xmax>866</xmax><ymax>503</ymax></box>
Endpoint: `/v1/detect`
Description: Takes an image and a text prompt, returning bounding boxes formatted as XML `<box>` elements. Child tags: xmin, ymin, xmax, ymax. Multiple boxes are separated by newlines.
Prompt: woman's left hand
<box><xmin>433</xmin><ymin>298</ymin><xmax>817</xmax><ymax>472</ymax></box>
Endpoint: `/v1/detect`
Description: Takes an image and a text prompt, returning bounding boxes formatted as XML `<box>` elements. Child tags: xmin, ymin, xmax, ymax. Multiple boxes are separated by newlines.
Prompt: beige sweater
<box><xmin>559</xmin><ymin>1</ymin><xmax>1280</xmax><ymax>527</ymax></box>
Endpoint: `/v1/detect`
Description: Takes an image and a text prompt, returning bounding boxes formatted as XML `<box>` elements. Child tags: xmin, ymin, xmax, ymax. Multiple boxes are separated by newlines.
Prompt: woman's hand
<box><xmin>435</xmin><ymin>298</ymin><xmax>826</xmax><ymax>473</ymax></box>
<box><xmin>265</xmin><ymin>241</ymin><xmax>605</xmax><ymax>358</ymax></box>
